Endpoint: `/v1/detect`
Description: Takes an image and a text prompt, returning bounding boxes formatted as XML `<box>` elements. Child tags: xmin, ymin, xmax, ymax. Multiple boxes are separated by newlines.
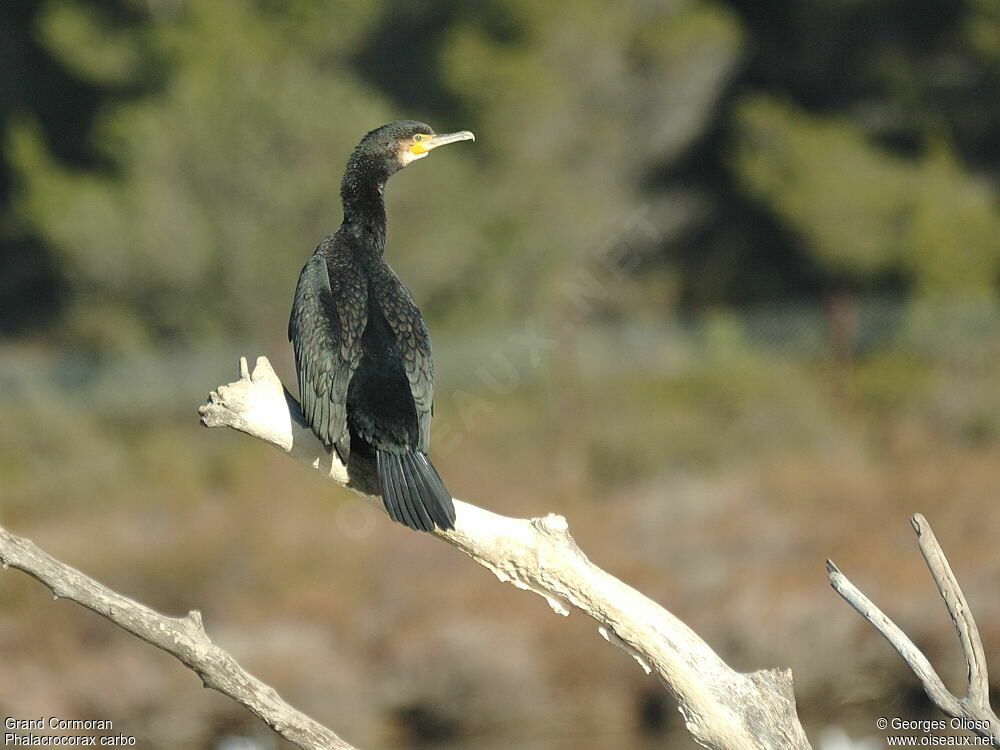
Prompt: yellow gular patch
<box><xmin>409</xmin><ymin>141</ymin><xmax>428</xmax><ymax>155</ymax></box>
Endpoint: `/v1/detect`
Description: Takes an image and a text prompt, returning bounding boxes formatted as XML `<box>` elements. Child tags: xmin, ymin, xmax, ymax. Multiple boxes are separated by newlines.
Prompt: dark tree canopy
<box><xmin>2</xmin><ymin>0</ymin><xmax>999</xmax><ymax>349</ymax></box>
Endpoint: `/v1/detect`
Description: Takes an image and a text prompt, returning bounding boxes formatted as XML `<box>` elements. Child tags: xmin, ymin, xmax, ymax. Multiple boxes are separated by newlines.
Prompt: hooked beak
<box><xmin>410</xmin><ymin>130</ymin><xmax>475</xmax><ymax>156</ymax></box>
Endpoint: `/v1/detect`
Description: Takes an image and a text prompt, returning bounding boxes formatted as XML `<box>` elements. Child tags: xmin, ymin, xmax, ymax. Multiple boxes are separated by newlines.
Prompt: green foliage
<box><xmin>8</xmin><ymin>0</ymin><xmax>748</xmax><ymax>351</ymax></box>
<box><xmin>9</xmin><ymin>2</ymin><xmax>396</xmax><ymax>350</ymax></box>
<box><xmin>436</xmin><ymin>0</ymin><xmax>743</xmax><ymax>320</ymax></box>
<box><xmin>733</xmin><ymin>96</ymin><xmax>912</xmax><ymax>278</ymax></box>
<box><xmin>964</xmin><ymin>0</ymin><xmax>1000</xmax><ymax>67</ymax></box>
<box><xmin>907</xmin><ymin>147</ymin><xmax>1000</xmax><ymax>299</ymax></box>
<box><xmin>38</xmin><ymin>0</ymin><xmax>149</xmax><ymax>85</ymax></box>
<box><xmin>4</xmin><ymin>0</ymin><xmax>1000</xmax><ymax>351</ymax></box>
<box><xmin>733</xmin><ymin>96</ymin><xmax>1000</xmax><ymax>296</ymax></box>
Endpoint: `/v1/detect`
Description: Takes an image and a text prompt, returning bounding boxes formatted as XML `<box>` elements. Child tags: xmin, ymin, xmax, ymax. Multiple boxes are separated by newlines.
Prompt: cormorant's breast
<box><xmin>346</xmin><ymin>289</ymin><xmax>420</xmax><ymax>451</ymax></box>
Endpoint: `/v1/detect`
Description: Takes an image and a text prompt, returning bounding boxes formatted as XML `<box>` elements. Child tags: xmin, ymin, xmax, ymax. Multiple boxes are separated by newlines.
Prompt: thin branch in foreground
<box><xmin>200</xmin><ymin>356</ymin><xmax>813</xmax><ymax>750</ymax></box>
<box><xmin>0</xmin><ymin>525</ymin><xmax>356</xmax><ymax>750</ymax></box>
<box><xmin>828</xmin><ymin>514</ymin><xmax>999</xmax><ymax>745</ymax></box>
<box><xmin>911</xmin><ymin>515</ymin><xmax>991</xmax><ymax>711</ymax></box>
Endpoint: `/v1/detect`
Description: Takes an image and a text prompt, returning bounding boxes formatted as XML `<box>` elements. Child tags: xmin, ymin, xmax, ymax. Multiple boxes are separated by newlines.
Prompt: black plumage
<box><xmin>288</xmin><ymin>120</ymin><xmax>474</xmax><ymax>532</ymax></box>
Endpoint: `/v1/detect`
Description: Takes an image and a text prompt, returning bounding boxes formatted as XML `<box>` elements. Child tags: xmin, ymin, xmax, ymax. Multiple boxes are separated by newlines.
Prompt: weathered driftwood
<box><xmin>198</xmin><ymin>355</ymin><xmax>813</xmax><ymax>750</ymax></box>
<box><xmin>829</xmin><ymin>514</ymin><xmax>999</xmax><ymax>745</ymax></box>
<box><xmin>0</xmin><ymin>522</ymin><xmax>358</xmax><ymax>750</ymax></box>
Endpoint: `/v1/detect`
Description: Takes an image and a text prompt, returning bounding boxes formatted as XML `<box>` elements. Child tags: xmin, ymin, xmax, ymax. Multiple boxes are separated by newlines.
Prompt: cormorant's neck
<box><xmin>340</xmin><ymin>152</ymin><xmax>393</xmax><ymax>255</ymax></box>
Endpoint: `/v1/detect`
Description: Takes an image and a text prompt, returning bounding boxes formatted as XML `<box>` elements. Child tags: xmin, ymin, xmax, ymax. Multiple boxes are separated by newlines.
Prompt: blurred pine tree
<box><xmin>3</xmin><ymin>0</ymin><xmax>999</xmax><ymax>350</ymax></box>
<box><xmin>8</xmin><ymin>1</ymin><xmax>397</xmax><ymax>351</ymax></box>
<box><xmin>733</xmin><ymin>96</ymin><xmax>1000</xmax><ymax>302</ymax></box>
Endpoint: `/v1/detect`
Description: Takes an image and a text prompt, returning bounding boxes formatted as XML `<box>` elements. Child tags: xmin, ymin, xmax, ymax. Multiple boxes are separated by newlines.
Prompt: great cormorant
<box><xmin>289</xmin><ymin>121</ymin><xmax>474</xmax><ymax>532</ymax></box>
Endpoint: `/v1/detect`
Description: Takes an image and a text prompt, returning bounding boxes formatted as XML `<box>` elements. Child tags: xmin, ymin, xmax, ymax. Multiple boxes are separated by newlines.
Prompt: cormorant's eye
<box><xmin>414</xmin><ymin>135</ymin><xmax>423</xmax><ymax>142</ymax></box>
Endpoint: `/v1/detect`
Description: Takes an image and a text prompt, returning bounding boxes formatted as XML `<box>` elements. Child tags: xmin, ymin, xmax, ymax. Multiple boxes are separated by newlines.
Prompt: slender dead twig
<box><xmin>828</xmin><ymin>513</ymin><xmax>999</xmax><ymax>745</ymax></box>
<box><xmin>911</xmin><ymin>515</ymin><xmax>991</xmax><ymax>711</ymax></box>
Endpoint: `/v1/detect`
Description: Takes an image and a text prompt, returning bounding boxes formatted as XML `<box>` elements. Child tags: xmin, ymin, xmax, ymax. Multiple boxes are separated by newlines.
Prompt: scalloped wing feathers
<box><xmin>288</xmin><ymin>251</ymin><xmax>368</xmax><ymax>447</ymax></box>
<box><xmin>371</xmin><ymin>264</ymin><xmax>435</xmax><ymax>453</ymax></box>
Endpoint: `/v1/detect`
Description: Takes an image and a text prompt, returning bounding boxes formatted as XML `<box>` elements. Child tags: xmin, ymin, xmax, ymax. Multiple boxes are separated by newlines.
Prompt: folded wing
<box><xmin>288</xmin><ymin>251</ymin><xmax>368</xmax><ymax>447</ymax></box>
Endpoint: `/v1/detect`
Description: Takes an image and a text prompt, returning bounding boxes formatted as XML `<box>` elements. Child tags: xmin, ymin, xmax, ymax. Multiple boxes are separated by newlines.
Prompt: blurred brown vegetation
<box><xmin>2</xmin><ymin>0</ymin><xmax>999</xmax><ymax>748</ymax></box>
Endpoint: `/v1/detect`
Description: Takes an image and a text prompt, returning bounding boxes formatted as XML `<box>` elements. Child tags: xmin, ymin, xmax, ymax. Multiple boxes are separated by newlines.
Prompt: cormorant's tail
<box><xmin>375</xmin><ymin>450</ymin><xmax>456</xmax><ymax>532</ymax></box>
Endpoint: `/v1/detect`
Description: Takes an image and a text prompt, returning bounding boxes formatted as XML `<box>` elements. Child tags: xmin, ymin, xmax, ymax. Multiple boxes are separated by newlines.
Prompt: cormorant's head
<box><xmin>352</xmin><ymin>120</ymin><xmax>475</xmax><ymax>178</ymax></box>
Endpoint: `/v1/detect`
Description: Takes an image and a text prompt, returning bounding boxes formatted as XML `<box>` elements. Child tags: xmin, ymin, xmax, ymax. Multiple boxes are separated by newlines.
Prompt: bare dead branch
<box><xmin>827</xmin><ymin>560</ymin><xmax>963</xmax><ymax>715</ymax></box>
<box><xmin>0</xmin><ymin>524</ymin><xmax>357</xmax><ymax>750</ymax></box>
<box><xmin>910</xmin><ymin>514</ymin><xmax>991</xmax><ymax>711</ymax></box>
<box><xmin>828</xmin><ymin>515</ymin><xmax>999</xmax><ymax>745</ymax></box>
<box><xmin>200</xmin><ymin>355</ymin><xmax>813</xmax><ymax>750</ymax></box>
